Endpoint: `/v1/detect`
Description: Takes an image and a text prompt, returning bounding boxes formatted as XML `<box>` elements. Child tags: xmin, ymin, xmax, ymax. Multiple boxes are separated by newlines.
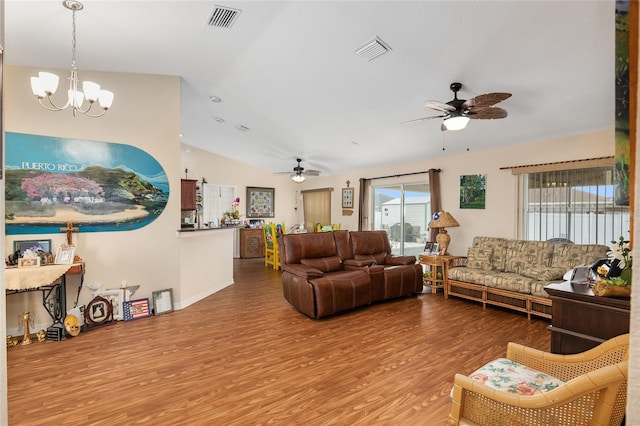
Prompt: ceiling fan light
<box><xmin>444</xmin><ymin>115</ymin><xmax>470</xmax><ymax>131</ymax></box>
<box><xmin>291</xmin><ymin>174</ymin><xmax>306</xmax><ymax>183</ymax></box>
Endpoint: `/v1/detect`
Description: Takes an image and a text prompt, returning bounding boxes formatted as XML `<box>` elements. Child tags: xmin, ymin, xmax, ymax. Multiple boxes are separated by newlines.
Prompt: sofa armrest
<box><xmin>344</xmin><ymin>258</ymin><xmax>377</xmax><ymax>268</ymax></box>
<box><xmin>282</xmin><ymin>264</ymin><xmax>325</xmax><ymax>279</ymax></box>
<box><xmin>385</xmin><ymin>254</ymin><xmax>416</xmax><ymax>265</ymax></box>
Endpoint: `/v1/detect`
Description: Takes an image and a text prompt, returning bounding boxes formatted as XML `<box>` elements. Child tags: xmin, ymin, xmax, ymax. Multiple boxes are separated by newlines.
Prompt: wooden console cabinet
<box><xmin>544</xmin><ymin>282</ymin><xmax>630</xmax><ymax>354</ymax></box>
<box><xmin>239</xmin><ymin>228</ymin><xmax>265</xmax><ymax>258</ymax></box>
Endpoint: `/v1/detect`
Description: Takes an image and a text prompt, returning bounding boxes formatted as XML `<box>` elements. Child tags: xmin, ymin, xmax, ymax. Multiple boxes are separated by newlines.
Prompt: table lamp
<box><xmin>429</xmin><ymin>211</ymin><xmax>460</xmax><ymax>255</ymax></box>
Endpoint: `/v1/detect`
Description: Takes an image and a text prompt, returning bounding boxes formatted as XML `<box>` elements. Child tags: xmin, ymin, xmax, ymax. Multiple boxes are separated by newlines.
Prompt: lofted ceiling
<box><xmin>5</xmin><ymin>1</ymin><xmax>615</xmax><ymax>177</ymax></box>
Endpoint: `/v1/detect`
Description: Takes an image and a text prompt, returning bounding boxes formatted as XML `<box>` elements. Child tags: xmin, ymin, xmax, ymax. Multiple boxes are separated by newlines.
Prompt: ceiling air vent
<box><xmin>354</xmin><ymin>36</ymin><xmax>392</xmax><ymax>61</ymax></box>
<box><xmin>207</xmin><ymin>5</ymin><xmax>242</xmax><ymax>29</ymax></box>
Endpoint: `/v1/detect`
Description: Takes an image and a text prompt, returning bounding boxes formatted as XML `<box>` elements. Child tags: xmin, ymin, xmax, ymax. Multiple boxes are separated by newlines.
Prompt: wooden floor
<box><xmin>7</xmin><ymin>258</ymin><xmax>550</xmax><ymax>425</ymax></box>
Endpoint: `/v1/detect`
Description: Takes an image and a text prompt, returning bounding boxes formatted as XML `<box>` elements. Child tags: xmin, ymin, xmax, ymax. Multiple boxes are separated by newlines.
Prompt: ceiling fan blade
<box><xmin>462</xmin><ymin>92</ymin><xmax>511</xmax><ymax>109</ymax></box>
<box><xmin>424</xmin><ymin>100</ymin><xmax>456</xmax><ymax>113</ymax></box>
<box><xmin>402</xmin><ymin>114</ymin><xmax>448</xmax><ymax>125</ymax></box>
<box><xmin>303</xmin><ymin>169</ymin><xmax>321</xmax><ymax>176</ymax></box>
<box><xmin>467</xmin><ymin>107</ymin><xmax>508</xmax><ymax>120</ymax></box>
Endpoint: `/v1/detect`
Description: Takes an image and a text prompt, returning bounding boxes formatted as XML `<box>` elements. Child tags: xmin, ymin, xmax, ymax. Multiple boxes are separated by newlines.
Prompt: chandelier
<box><xmin>30</xmin><ymin>0</ymin><xmax>114</xmax><ymax>118</ymax></box>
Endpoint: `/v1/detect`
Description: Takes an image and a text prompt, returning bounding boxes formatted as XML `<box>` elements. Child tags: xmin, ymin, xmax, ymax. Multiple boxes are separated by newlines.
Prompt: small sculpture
<box><xmin>6</xmin><ymin>335</ymin><xmax>18</xmax><ymax>348</ymax></box>
<box><xmin>18</xmin><ymin>311</ymin><xmax>35</xmax><ymax>345</ymax></box>
<box><xmin>36</xmin><ymin>329</ymin><xmax>47</xmax><ymax>343</ymax></box>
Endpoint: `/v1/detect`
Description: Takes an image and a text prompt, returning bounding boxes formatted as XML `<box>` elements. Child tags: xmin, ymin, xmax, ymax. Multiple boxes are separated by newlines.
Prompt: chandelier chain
<box><xmin>71</xmin><ymin>8</ymin><xmax>77</xmax><ymax>69</ymax></box>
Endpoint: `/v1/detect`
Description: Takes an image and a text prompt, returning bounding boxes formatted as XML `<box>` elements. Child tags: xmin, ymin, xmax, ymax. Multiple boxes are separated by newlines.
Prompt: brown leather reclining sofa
<box><xmin>280</xmin><ymin>230</ymin><xmax>422</xmax><ymax>319</ymax></box>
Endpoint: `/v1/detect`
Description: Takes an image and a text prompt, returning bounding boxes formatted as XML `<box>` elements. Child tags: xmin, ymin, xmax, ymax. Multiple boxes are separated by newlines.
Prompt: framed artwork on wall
<box><xmin>246</xmin><ymin>187</ymin><xmax>275</xmax><ymax>218</ymax></box>
<box><xmin>342</xmin><ymin>188</ymin><xmax>354</xmax><ymax>209</ymax></box>
<box><xmin>460</xmin><ymin>174</ymin><xmax>486</xmax><ymax>209</ymax></box>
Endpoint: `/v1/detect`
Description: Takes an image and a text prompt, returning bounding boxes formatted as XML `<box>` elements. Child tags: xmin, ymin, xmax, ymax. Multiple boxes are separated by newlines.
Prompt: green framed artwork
<box><xmin>460</xmin><ymin>174</ymin><xmax>486</xmax><ymax>209</ymax></box>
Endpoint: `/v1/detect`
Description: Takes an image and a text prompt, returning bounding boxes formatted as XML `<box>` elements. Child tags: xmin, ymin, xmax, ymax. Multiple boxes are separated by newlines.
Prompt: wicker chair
<box><xmin>449</xmin><ymin>334</ymin><xmax>629</xmax><ymax>426</ymax></box>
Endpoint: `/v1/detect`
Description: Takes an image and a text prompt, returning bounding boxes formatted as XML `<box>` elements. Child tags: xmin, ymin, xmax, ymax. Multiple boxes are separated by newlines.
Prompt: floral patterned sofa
<box><xmin>447</xmin><ymin>236</ymin><xmax>609</xmax><ymax>319</ymax></box>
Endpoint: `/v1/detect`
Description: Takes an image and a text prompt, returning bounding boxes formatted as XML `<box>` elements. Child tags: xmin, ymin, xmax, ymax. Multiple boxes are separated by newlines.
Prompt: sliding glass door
<box><xmin>372</xmin><ymin>182</ymin><xmax>430</xmax><ymax>255</ymax></box>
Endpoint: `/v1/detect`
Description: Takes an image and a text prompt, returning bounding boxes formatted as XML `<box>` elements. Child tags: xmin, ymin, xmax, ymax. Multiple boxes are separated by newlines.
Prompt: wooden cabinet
<box><xmin>544</xmin><ymin>282</ymin><xmax>630</xmax><ymax>354</ymax></box>
<box><xmin>181</xmin><ymin>179</ymin><xmax>197</xmax><ymax>211</ymax></box>
<box><xmin>239</xmin><ymin>228</ymin><xmax>265</xmax><ymax>258</ymax></box>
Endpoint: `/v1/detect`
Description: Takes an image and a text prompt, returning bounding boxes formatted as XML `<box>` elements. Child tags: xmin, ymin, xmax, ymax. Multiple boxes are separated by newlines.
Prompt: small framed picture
<box><xmin>84</xmin><ymin>296</ymin><xmax>114</xmax><ymax>327</ymax></box>
<box><xmin>432</xmin><ymin>243</ymin><xmax>440</xmax><ymax>256</ymax></box>
<box><xmin>98</xmin><ymin>289</ymin><xmax>124</xmax><ymax>321</ymax></box>
<box><xmin>342</xmin><ymin>188</ymin><xmax>354</xmax><ymax>209</ymax></box>
<box><xmin>423</xmin><ymin>242</ymin><xmax>434</xmax><ymax>254</ymax></box>
<box><xmin>123</xmin><ymin>298</ymin><xmax>151</xmax><ymax>321</ymax></box>
<box><xmin>152</xmin><ymin>289</ymin><xmax>174</xmax><ymax>315</ymax></box>
<box><xmin>13</xmin><ymin>239</ymin><xmax>52</xmax><ymax>256</ymax></box>
<box><xmin>55</xmin><ymin>245</ymin><xmax>76</xmax><ymax>264</ymax></box>
<box><xmin>18</xmin><ymin>257</ymin><xmax>41</xmax><ymax>268</ymax></box>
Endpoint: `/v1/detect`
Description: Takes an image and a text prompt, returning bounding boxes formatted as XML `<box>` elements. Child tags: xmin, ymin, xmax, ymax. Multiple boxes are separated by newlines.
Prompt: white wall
<box><xmin>180</xmin><ymin>144</ymin><xmax>302</xmax><ymax>228</ymax></box>
<box><xmin>303</xmin><ymin>129</ymin><xmax>613</xmax><ymax>255</ymax></box>
<box><xmin>4</xmin><ymin>65</ymin><xmax>182</xmax><ymax>333</ymax></box>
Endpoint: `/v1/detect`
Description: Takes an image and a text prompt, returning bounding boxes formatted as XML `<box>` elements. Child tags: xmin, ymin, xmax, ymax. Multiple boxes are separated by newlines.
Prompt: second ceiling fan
<box><xmin>275</xmin><ymin>158</ymin><xmax>320</xmax><ymax>183</ymax></box>
<box><xmin>406</xmin><ymin>82</ymin><xmax>511</xmax><ymax>131</ymax></box>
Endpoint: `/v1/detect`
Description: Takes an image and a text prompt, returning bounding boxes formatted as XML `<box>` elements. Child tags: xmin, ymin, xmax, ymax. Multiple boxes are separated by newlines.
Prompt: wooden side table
<box><xmin>419</xmin><ymin>254</ymin><xmax>463</xmax><ymax>294</ymax></box>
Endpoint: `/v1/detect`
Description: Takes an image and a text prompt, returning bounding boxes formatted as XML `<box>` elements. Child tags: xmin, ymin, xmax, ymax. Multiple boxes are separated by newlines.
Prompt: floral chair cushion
<box><xmin>468</xmin><ymin>358</ymin><xmax>564</xmax><ymax>395</ymax></box>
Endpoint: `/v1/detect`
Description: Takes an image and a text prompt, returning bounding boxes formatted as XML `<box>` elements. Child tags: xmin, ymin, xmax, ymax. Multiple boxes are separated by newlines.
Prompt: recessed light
<box><xmin>235</xmin><ymin>125</ymin><xmax>250</xmax><ymax>132</ymax></box>
<box><xmin>210</xmin><ymin>96</ymin><xmax>222</xmax><ymax>103</ymax></box>
<box><xmin>214</xmin><ymin>117</ymin><xmax>225</xmax><ymax>123</ymax></box>
<box><xmin>350</xmin><ymin>140</ymin><xmax>359</xmax><ymax>145</ymax></box>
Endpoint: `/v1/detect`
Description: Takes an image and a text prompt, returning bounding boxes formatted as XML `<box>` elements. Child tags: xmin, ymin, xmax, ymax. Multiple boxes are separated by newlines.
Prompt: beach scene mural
<box><xmin>5</xmin><ymin>132</ymin><xmax>169</xmax><ymax>235</ymax></box>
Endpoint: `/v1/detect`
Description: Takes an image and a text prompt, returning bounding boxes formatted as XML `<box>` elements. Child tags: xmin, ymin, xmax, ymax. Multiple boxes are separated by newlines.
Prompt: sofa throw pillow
<box><xmin>467</xmin><ymin>247</ymin><xmax>493</xmax><ymax>271</ymax></box>
<box><xmin>301</xmin><ymin>256</ymin><xmax>343</xmax><ymax>273</ymax></box>
<box><xmin>520</xmin><ymin>266</ymin><xmax>566</xmax><ymax>281</ymax></box>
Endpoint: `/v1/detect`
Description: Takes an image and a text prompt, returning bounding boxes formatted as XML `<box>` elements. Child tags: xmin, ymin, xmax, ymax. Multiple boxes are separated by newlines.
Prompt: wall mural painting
<box><xmin>615</xmin><ymin>0</ymin><xmax>636</xmax><ymax>208</ymax></box>
<box><xmin>5</xmin><ymin>132</ymin><xmax>169</xmax><ymax>235</ymax></box>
